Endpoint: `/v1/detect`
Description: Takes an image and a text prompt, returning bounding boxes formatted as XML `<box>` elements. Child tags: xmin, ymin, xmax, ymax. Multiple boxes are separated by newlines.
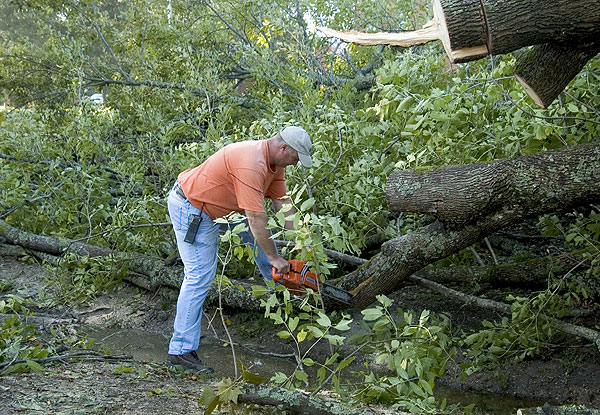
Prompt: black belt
<box><xmin>174</xmin><ymin>182</ymin><xmax>186</xmax><ymax>200</ymax></box>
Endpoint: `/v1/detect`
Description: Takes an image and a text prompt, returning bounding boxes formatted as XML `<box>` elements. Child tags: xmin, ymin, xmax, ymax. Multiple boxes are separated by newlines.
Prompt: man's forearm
<box><xmin>245</xmin><ymin>210</ymin><xmax>278</xmax><ymax>261</ymax></box>
<box><xmin>272</xmin><ymin>198</ymin><xmax>296</xmax><ymax>231</ymax></box>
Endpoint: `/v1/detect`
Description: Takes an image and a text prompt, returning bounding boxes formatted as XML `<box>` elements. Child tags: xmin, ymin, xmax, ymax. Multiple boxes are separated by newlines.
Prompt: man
<box><xmin>165</xmin><ymin>126</ymin><xmax>312</xmax><ymax>373</ymax></box>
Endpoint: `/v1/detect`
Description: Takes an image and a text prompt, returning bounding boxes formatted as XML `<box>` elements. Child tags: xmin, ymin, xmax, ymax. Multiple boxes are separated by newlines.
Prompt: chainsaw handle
<box><xmin>272</xmin><ymin>267</ymin><xmax>284</xmax><ymax>281</ymax></box>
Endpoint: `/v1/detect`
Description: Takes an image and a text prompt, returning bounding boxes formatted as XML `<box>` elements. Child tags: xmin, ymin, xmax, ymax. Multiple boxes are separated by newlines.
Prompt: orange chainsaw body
<box><xmin>271</xmin><ymin>259</ymin><xmax>320</xmax><ymax>295</ymax></box>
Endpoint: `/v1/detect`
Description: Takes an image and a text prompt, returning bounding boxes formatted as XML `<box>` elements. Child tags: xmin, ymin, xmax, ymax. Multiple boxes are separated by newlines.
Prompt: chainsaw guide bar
<box><xmin>272</xmin><ymin>259</ymin><xmax>352</xmax><ymax>305</ymax></box>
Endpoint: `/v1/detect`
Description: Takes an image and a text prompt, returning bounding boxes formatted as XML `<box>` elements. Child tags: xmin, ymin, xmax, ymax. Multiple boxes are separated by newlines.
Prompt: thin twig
<box><xmin>563</xmin><ymin>91</ymin><xmax>600</xmax><ymax>117</ymax></box>
<box><xmin>484</xmin><ymin>237</ymin><xmax>498</xmax><ymax>265</ymax></box>
<box><xmin>1</xmin><ymin>193</ymin><xmax>52</xmax><ymax>220</ymax></box>
<box><xmin>469</xmin><ymin>246</ymin><xmax>485</xmax><ymax>266</ymax></box>
<box><xmin>0</xmin><ymin>350</ymin><xmax>132</xmax><ymax>371</ymax></box>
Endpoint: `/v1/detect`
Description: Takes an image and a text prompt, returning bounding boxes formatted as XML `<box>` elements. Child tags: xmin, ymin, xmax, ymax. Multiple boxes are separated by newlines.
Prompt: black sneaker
<box><xmin>166</xmin><ymin>351</ymin><xmax>214</xmax><ymax>374</ymax></box>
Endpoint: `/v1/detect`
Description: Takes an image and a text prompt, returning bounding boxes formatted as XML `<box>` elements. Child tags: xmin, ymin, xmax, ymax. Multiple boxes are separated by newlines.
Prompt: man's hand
<box><xmin>271</xmin><ymin>256</ymin><xmax>290</xmax><ymax>274</ymax></box>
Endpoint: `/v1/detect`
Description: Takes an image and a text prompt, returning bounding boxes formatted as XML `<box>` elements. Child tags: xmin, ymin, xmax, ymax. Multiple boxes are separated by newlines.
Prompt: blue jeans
<box><xmin>167</xmin><ymin>185</ymin><xmax>275</xmax><ymax>355</ymax></box>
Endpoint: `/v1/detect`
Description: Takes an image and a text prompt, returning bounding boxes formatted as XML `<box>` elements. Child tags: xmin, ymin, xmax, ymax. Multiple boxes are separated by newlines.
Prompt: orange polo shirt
<box><xmin>177</xmin><ymin>140</ymin><xmax>287</xmax><ymax>220</ymax></box>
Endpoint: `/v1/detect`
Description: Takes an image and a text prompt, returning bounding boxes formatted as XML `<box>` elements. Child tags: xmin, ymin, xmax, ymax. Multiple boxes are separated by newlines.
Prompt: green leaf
<box><xmin>302</xmin><ymin>357</ymin><xmax>315</xmax><ymax>366</ymax></box>
<box><xmin>336</xmin><ymin>356</ymin><xmax>355</xmax><ymax>371</ymax></box>
<box><xmin>295</xmin><ymin>370</ymin><xmax>308</xmax><ymax>382</ymax></box>
<box><xmin>277</xmin><ymin>330</ymin><xmax>292</xmax><ymax>339</ymax></box>
<box><xmin>217</xmin><ymin>380</ymin><xmax>241</xmax><ymax>404</ymax></box>
<box><xmin>361</xmin><ymin>308</ymin><xmax>383</xmax><ymax>321</ymax></box>
<box><xmin>26</xmin><ymin>360</ymin><xmax>44</xmax><ymax>373</ymax></box>
<box><xmin>271</xmin><ymin>372</ymin><xmax>288</xmax><ymax>385</ymax></box>
<box><xmin>251</xmin><ymin>285</ymin><xmax>270</xmax><ymax>297</ymax></box>
<box><xmin>373</xmin><ymin>318</ymin><xmax>391</xmax><ymax>331</ymax></box>
<box><xmin>333</xmin><ymin>319</ymin><xmax>352</xmax><ymax>331</ymax></box>
<box><xmin>241</xmin><ymin>370</ymin><xmax>268</xmax><ymax>385</ymax></box>
<box><xmin>316</xmin><ymin>312</ymin><xmax>331</xmax><ymax>327</ymax></box>
<box><xmin>324</xmin><ymin>352</ymin><xmax>339</xmax><ymax>366</ymax></box>
<box><xmin>376</xmin><ymin>294</ymin><xmax>393</xmax><ymax>308</ymax></box>
<box><xmin>297</xmin><ymin>329</ymin><xmax>307</xmax><ymax>342</ymax></box>
<box><xmin>300</xmin><ymin>198</ymin><xmax>315</xmax><ymax>212</ymax></box>
<box><xmin>113</xmin><ymin>364</ymin><xmax>134</xmax><ymax>374</ymax></box>
<box><xmin>306</xmin><ymin>325</ymin><xmax>324</xmax><ymax>338</ymax></box>
<box><xmin>288</xmin><ymin>316</ymin><xmax>299</xmax><ymax>331</ymax></box>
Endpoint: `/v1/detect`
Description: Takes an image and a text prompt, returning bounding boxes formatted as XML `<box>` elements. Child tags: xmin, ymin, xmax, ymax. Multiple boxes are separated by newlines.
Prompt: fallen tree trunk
<box><xmin>385</xmin><ymin>143</ymin><xmax>600</xmax><ymax>225</ymax></box>
<box><xmin>345</xmin><ymin>143</ymin><xmax>600</xmax><ymax>308</ymax></box>
<box><xmin>514</xmin><ymin>43</ymin><xmax>600</xmax><ymax>108</ymax></box>
<box><xmin>418</xmin><ymin>252</ymin><xmax>588</xmax><ymax>288</ymax></box>
<box><xmin>517</xmin><ymin>405</ymin><xmax>600</xmax><ymax>415</ymax></box>
<box><xmin>408</xmin><ymin>274</ymin><xmax>600</xmax><ymax>346</ymax></box>
<box><xmin>318</xmin><ymin>0</ymin><xmax>600</xmax><ymax>62</ymax></box>
<box><xmin>237</xmin><ymin>385</ymin><xmax>404</xmax><ymax>415</ymax></box>
<box><xmin>0</xmin><ymin>220</ymin><xmax>264</xmax><ymax>311</ymax></box>
<box><xmin>435</xmin><ymin>0</ymin><xmax>600</xmax><ymax>61</ymax></box>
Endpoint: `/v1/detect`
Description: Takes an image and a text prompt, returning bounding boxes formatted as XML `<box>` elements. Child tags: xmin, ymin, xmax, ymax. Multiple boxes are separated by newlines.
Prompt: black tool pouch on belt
<box><xmin>184</xmin><ymin>214</ymin><xmax>202</xmax><ymax>244</ymax></box>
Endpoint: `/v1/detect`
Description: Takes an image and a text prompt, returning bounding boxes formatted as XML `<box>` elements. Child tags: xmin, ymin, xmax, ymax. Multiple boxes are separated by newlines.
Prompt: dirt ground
<box><xmin>1</xmin><ymin>256</ymin><xmax>599</xmax><ymax>414</ymax></box>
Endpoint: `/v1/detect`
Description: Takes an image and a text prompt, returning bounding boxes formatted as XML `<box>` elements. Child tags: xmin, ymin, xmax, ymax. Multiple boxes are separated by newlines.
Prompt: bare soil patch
<box><xmin>1</xmin><ymin>256</ymin><xmax>599</xmax><ymax>414</ymax></box>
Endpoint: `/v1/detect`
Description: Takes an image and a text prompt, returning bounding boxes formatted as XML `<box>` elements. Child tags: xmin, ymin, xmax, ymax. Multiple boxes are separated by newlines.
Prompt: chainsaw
<box><xmin>272</xmin><ymin>259</ymin><xmax>352</xmax><ymax>305</ymax></box>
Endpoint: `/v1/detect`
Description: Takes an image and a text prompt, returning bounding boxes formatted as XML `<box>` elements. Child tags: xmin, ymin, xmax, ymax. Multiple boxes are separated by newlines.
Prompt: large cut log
<box><xmin>0</xmin><ymin>221</ymin><xmax>264</xmax><ymax>311</ymax></box>
<box><xmin>319</xmin><ymin>0</ymin><xmax>600</xmax><ymax>63</ymax></box>
<box><xmin>480</xmin><ymin>0</ymin><xmax>600</xmax><ymax>56</ymax></box>
<box><xmin>432</xmin><ymin>0</ymin><xmax>488</xmax><ymax>62</ymax></box>
<box><xmin>344</xmin><ymin>143</ymin><xmax>600</xmax><ymax>308</ymax></box>
<box><xmin>434</xmin><ymin>0</ymin><xmax>600</xmax><ymax>61</ymax></box>
<box><xmin>317</xmin><ymin>0</ymin><xmax>600</xmax><ymax>106</ymax></box>
<box><xmin>385</xmin><ymin>143</ymin><xmax>600</xmax><ymax>225</ymax></box>
<box><xmin>514</xmin><ymin>43</ymin><xmax>600</xmax><ymax>108</ymax></box>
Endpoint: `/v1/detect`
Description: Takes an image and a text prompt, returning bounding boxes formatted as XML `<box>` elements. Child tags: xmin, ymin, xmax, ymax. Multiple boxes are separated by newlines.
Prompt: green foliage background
<box><xmin>1</xmin><ymin>0</ymin><xmax>598</xmax><ymax>258</ymax></box>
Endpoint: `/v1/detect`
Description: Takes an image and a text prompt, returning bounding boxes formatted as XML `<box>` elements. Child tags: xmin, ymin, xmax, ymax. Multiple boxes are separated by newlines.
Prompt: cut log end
<box><xmin>514</xmin><ymin>73</ymin><xmax>547</xmax><ymax>108</ymax></box>
<box><xmin>432</xmin><ymin>0</ymin><xmax>489</xmax><ymax>63</ymax></box>
<box><xmin>514</xmin><ymin>43</ymin><xmax>600</xmax><ymax>108</ymax></box>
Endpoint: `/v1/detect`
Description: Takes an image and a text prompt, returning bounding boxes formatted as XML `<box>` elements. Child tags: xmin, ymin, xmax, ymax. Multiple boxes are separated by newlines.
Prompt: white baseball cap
<box><xmin>280</xmin><ymin>126</ymin><xmax>312</xmax><ymax>168</ymax></box>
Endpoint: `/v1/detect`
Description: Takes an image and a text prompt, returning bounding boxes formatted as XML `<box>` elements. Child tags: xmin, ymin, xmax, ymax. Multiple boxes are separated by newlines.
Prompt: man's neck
<box><xmin>266</xmin><ymin>137</ymin><xmax>278</xmax><ymax>170</ymax></box>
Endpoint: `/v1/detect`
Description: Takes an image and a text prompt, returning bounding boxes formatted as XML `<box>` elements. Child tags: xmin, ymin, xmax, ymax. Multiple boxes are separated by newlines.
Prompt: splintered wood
<box><xmin>316</xmin><ymin>20</ymin><xmax>440</xmax><ymax>48</ymax></box>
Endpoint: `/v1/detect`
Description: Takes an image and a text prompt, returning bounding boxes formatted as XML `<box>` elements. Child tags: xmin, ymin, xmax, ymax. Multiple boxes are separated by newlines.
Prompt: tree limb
<box><xmin>237</xmin><ymin>384</ymin><xmax>406</xmax><ymax>415</ymax></box>
<box><xmin>408</xmin><ymin>274</ymin><xmax>600</xmax><ymax>347</ymax></box>
<box><xmin>0</xmin><ymin>220</ymin><xmax>265</xmax><ymax>311</ymax></box>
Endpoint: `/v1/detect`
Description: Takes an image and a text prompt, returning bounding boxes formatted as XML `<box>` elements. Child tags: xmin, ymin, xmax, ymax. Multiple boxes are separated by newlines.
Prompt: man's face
<box><xmin>277</xmin><ymin>145</ymin><xmax>299</xmax><ymax>167</ymax></box>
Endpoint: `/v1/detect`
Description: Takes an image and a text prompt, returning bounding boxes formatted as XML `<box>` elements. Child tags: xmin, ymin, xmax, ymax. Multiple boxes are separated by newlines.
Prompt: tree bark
<box><xmin>0</xmin><ymin>221</ymin><xmax>265</xmax><ymax>311</ymax></box>
<box><xmin>237</xmin><ymin>385</ymin><xmax>404</xmax><ymax>415</ymax></box>
<box><xmin>481</xmin><ymin>0</ymin><xmax>600</xmax><ymax>56</ymax></box>
<box><xmin>517</xmin><ymin>405</ymin><xmax>600</xmax><ymax>415</ymax></box>
<box><xmin>433</xmin><ymin>0</ymin><xmax>600</xmax><ymax>61</ymax></box>
<box><xmin>418</xmin><ymin>253</ymin><xmax>588</xmax><ymax>288</ymax></box>
<box><xmin>514</xmin><ymin>43</ymin><xmax>600</xmax><ymax>108</ymax></box>
<box><xmin>317</xmin><ymin>0</ymin><xmax>600</xmax><ymax>103</ymax></box>
<box><xmin>345</xmin><ymin>144</ymin><xmax>600</xmax><ymax>308</ymax></box>
<box><xmin>385</xmin><ymin>143</ymin><xmax>600</xmax><ymax>225</ymax></box>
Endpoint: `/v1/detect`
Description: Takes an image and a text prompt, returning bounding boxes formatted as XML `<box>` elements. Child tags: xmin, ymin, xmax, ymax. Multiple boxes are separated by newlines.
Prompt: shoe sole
<box><xmin>165</xmin><ymin>360</ymin><xmax>214</xmax><ymax>374</ymax></box>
